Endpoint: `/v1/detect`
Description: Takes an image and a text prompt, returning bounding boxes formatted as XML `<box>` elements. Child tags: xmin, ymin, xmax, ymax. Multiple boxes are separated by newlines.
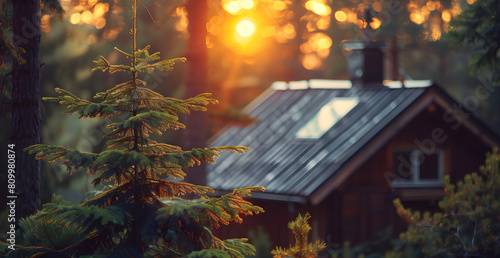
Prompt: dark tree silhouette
<box><xmin>11</xmin><ymin>0</ymin><xmax>42</xmax><ymax>220</ymax></box>
<box><xmin>183</xmin><ymin>0</ymin><xmax>208</xmax><ymax>186</ymax></box>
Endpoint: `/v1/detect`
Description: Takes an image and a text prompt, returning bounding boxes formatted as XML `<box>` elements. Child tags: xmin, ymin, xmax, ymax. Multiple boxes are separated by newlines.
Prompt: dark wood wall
<box><xmin>211</xmin><ymin>199</ymin><xmax>299</xmax><ymax>247</ymax></box>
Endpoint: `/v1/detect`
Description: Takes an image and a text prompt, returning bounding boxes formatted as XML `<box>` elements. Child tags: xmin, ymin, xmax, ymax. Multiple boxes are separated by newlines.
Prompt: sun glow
<box><xmin>236</xmin><ymin>19</ymin><xmax>255</xmax><ymax>37</ymax></box>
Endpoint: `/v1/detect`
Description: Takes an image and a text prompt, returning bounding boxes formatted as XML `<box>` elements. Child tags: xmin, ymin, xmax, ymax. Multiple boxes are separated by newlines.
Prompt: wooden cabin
<box><xmin>206</xmin><ymin>42</ymin><xmax>500</xmax><ymax>247</ymax></box>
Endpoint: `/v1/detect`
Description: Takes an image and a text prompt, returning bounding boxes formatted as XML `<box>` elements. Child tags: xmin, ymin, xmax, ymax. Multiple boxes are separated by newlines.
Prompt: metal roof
<box><xmin>207</xmin><ymin>80</ymin><xmax>430</xmax><ymax>198</ymax></box>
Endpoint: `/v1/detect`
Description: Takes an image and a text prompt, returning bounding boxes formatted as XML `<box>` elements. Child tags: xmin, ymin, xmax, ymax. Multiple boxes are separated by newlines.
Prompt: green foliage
<box><xmin>271</xmin><ymin>213</ymin><xmax>326</xmax><ymax>258</ymax></box>
<box><xmin>36</xmin><ymin>203</ymin><xmax>128</xmax><ymax>234</ymax></box>
<box><xmin>246</xmin><ymin>226</ymin><xmax>273</xmax><ymax>258</ymax></box>
<box><xmin>41</xmin><ymin>0</ymin><xmax>65</xmax><ymax>17</ymax></box>
<box><xmin>0</xmin><ymin>0</ymin><xmax>64</xmax><ymax>65</ymax></box>
<box><xmin>93</xmin><ymin>46</ymin><xmax>187</xmax><ymax>74</ymax></box>
<box><xmin>187</xmin><ymin>249</ymin><xmax>232</xmax><ymax>258</ymax></box>
<box><xmin>4</xmin><ymin>1</ymin><xmax>264</xmax><ymax>257</ymax></box>
<box><xmin>158</xmin><ymin>187</ymin><xmax>265</xmax><ymax>228</ymax></box>
<box><xmin>216</xmin><ymin>238</ymin><xmax>257</xmax><ymax>258</ymax></box>
<box><xmin>326</xmin><ymin>227</ymin><xmax>419</xmax><ymax>258</ymax></box>
<box><xmin>16</xmin><ymin>194</ymin><xmax>85</xmax><ymax>250</ymax></box>
<box><xmin>0</xmin><ymin>1</ymin><xmax>24</xmax><ymax>64</ymax></box>
<box><xmin>446</xmin><ymin>0</ymin><xmax>500</xmax><ymax>80</ymax></box>
<box><xmin>394</xmin><ymin>149</ymin><xmax>500</xmax><ymax>257</ymax></box>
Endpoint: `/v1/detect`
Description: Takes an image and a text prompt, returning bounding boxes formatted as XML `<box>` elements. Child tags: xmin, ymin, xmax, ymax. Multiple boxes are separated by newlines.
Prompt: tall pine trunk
<box><xmin>183</xmin><ymin>0</ymin><xmax>208</xmax><ymax>186</ymax></box>
<box><xmin>11</xmin><ymin>0</ymin><xmax>42</xmax><ymax>220</ymax></box>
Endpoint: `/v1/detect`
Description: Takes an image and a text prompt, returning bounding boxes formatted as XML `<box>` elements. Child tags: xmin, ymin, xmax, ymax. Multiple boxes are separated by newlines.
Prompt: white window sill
<box><xmin>391</xmin><ymin>181</ymin><xmax>443</xmax><ymax>188</ymax></box>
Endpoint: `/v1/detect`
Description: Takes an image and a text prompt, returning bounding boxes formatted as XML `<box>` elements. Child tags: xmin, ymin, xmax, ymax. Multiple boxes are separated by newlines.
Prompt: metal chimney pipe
<box><xmin>343</xmin><ymin>41</ymin><xmax>385</xmax><ymax>89</ymax></box>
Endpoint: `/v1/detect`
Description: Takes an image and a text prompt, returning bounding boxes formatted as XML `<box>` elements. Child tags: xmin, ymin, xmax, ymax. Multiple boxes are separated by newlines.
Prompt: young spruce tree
<box><xmin>271</xmin><ymin>213</ymin><xmax>326</xmax><ymax>258</ymax></box>
<box><xmin>5</xmin><ymin>1</ymin><xmax>264</xmax><ymax>257</ymax></box>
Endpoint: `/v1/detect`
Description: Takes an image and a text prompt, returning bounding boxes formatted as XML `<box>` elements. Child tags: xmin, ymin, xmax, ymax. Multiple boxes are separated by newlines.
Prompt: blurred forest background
<box><xmin>1</xmin><ymin>0</ymin><xmax>499</xmax><ymax>232</ymax></box>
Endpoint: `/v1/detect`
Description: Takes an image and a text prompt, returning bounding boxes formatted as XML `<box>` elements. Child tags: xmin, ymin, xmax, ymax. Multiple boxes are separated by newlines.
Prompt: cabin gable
<box><xmin>315</xmin><ymin>89</ymin><xmax>496</xmax><ymax>244</ymax></box>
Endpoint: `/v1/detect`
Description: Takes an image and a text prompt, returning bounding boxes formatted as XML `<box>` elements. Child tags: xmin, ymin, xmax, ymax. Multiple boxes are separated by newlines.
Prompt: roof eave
<box><xmin>209</xmin><ymin>189</ymin><xmax>308</xmax><ymax>204</ymax></box>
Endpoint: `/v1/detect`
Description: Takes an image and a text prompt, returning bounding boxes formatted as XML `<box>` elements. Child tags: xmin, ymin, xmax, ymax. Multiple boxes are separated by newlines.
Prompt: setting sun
<box><xmin>236</xmin><ymin>19</ymin><xmax>255</xmax><ymax>37</ymax></box>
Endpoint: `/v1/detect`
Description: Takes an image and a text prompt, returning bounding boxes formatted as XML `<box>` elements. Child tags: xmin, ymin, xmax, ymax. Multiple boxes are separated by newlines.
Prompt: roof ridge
<box><xmin>271</xmin><ymin>79</ymin><xmax>434</xmax><ymax>90</ymax></box>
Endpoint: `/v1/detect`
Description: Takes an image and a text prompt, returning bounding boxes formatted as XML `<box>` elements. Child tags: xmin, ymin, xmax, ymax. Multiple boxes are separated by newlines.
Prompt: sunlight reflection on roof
<box><xmin>296</xmin><ymin>97</ymin><xmax>359</xmax><ymax>139</ymax></box>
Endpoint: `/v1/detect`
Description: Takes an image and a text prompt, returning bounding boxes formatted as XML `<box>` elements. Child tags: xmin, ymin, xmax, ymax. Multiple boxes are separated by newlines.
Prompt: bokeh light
<box><xmin>273</xmin><ymin>1</ymin><xmax>287</xmax><ymax>11</ymax></box>
<box><xmin>223</xmin><ymin>0</ymin><xmax>255</xmax><ymax>15</ymax></box>
<box><xmin>324</xmin><ymin>0</ymin><xmax>466</xmax><ymax>43</ymax></box>
<box><xmin>410</xmin><ymin>13</ymin><xmax>424</xmax><ymax>25</ymax></box>
<box><xmin>209</xmin><ymin>0</ymin><xmax>469</xmax><ymax>71</ymax></box>
<box><xmin>335</xmin><ymin>11</ymin><xmax>347</xmax><ymax>22</ymax></box>
<box><xmin>174</xmin><ymin>6</ymin><xmax>189</xmax><ymax>36</ymax></box>
<box><xmin>372</xmin><ymin>2</ymin><xmax>382</xmax><ymax>12</ymax></box>
<box><xmin>305</xmin><ymin>0</ymin><xmax>331</xmax><ymax>16</ymax></box>
<box><xmin>81</xmin><ymin>10</ymin><xmax>93</xmax><ymax>24</ymax></box>
<box><xmin>302</xmin><ymin>54</ymin><xmax>322</xmax><ymax>70</ymax></box>
<box><xmin>299</xmin><ymin>0</ymin><xmax>332</xmax><ymax>70</ymax></box>
<box><xmin>70</xmin><ymin>13</ymin><xmax>81</xmax><ymax>24</ymax></box>
<box><xmin>93</xmin><ymin>3</ymin><xmax>109</xmax><ymax>18</ymax></box>
<box><xmin>225</xmin><ymin>1</ymin><xmax>241</xmax><ymax>15</ymax></box>
<box><xmin>41</xmin><ymin>14</ymin><xmax>51</xmax><ymax>32</ymax></box>
<box><xmin>241</xmin><ymin>0</ymin><xmax>254</xmax><ymax>10</ymax></box>
<box><xmin>442</xmin><ymin>10</ymin><xmax>451</xmax><ymax>23</ymax></box>
<box><xmin>370</xmin><ymin>17</ymin><xmax>382</xmax><ymax>30</ymax></box>
<box><xmin>63</xmin><ymin>0</ymin><xmax>112</xmax><ymax>34</ymax></box>
<box><xmin>95</xmin><ymin>17</ymin><xmax>106</xmax><ymax>29</ymax></box>
<box><xmin>236</xmin><ymin>19</ymin><xmax>255</xmax><ymax>37</ymax></box>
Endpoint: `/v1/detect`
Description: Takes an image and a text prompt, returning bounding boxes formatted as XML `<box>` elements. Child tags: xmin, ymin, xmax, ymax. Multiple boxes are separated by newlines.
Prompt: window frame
<box><xmin>391</xmin><ymin>148</ymin><xmax>445</xmax><ymax>188</ymax></box>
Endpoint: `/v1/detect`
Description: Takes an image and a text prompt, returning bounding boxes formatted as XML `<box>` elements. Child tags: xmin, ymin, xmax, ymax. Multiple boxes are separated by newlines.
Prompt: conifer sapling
<box><xmin>2</xmin><ymin>1</ymin><xmax>264</xmax><ymax>257</ymax></box>
<box><xmin>272</xmin><ymin>213</ymin><xmax>326</xmax><ymax>258</ymax></box>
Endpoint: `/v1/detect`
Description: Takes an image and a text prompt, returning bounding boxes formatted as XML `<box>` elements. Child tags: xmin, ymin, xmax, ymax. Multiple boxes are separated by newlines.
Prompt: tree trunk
<box><xmin>183</xmin><ymin>0</ymin><xmax>208</xmax><ymax>186</ymax></box>
<box><xmin>11</xmin><ymin>0</ymin><xmax>42</xmax><ymax>220</ymax></box>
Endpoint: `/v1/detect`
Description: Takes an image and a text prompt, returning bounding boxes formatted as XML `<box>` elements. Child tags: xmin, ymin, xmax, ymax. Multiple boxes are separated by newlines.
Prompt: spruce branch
<box><xmin>92</xmin><ymin>55</ymin><xmax>133</xmax><ymax>74</ymax></box>
<box><xmin>210</xmin><ymin>236</ymin><xmax>256</xmax><ymax>258</ymax></box>
<box><xmin>24</xmin><ymin>145</ymin><xmax>97</xmax><ymax>175</ymax></box>
<box><xmin>158</xmin><ymin>186</ymin><xmax>265</xmax><ymax>228</ymax></box>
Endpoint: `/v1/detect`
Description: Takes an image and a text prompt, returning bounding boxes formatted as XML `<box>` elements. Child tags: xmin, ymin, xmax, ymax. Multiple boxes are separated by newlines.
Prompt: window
<box><xmin>296</xmin><ymin>97</ymin><xmax>358</xmax><ymax>139</ymax></box>
<box><xmin>392</xmin><ymin>149</ymin><xmax>444</xmax><ymax>187</ymax></box>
